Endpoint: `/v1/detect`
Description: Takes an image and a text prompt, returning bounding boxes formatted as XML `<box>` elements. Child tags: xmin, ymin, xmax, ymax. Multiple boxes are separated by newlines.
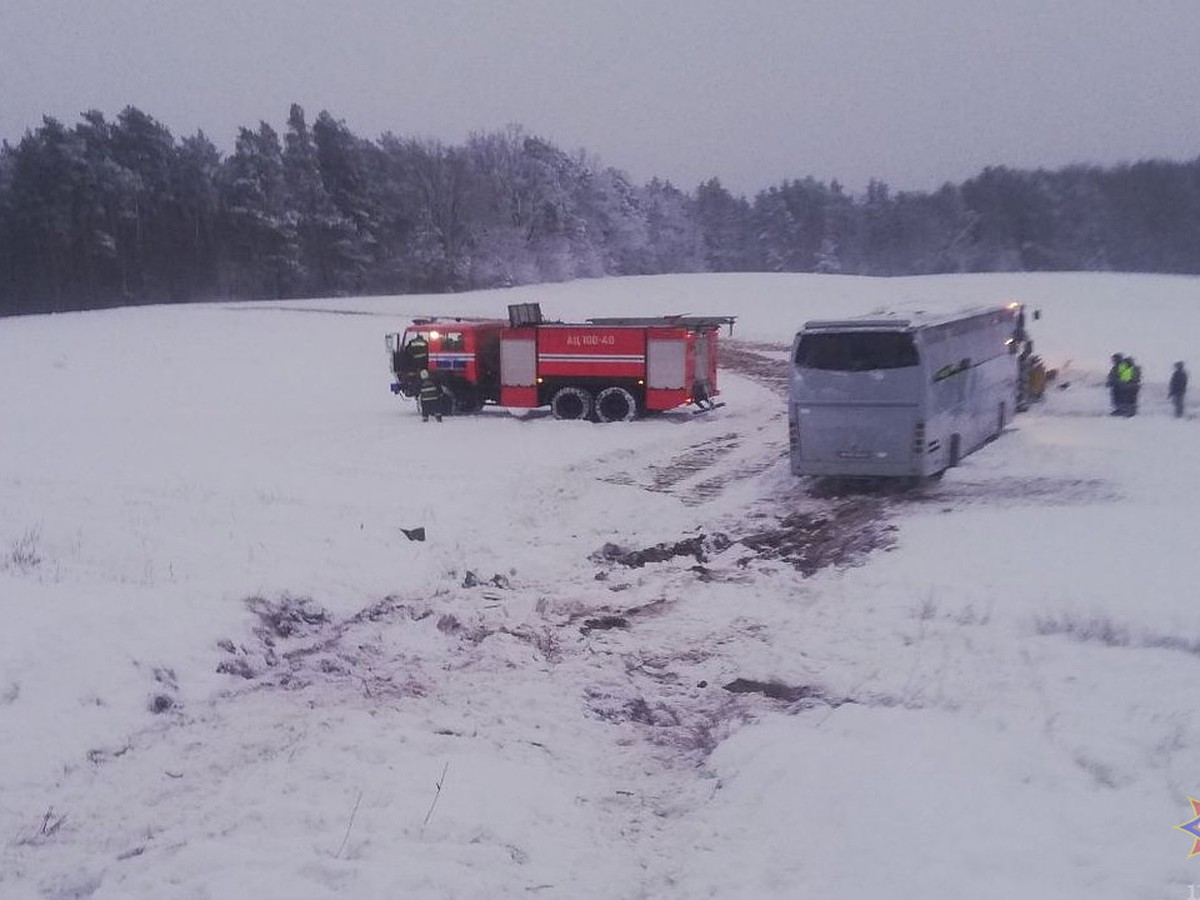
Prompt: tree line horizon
<box><xmin>2</xmin><ymin>103</ymin><xmax>1198</xmax><ymax>316</ymax></box>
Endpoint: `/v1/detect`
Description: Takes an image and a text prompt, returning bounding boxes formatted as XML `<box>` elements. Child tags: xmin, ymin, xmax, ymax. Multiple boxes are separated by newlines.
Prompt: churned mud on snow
<box><xmin>737</xmin><ymin>498</ymin><xmax>898</xmax><ymax>574</ymax></box>
<box><xmin>591</xmin><ymin>494</ymin><xmax>896</xmax><ymax>577</ymax></box>
<box><xmin>191</xmin><ymin>488</ymin><xmax>896</xmax><ymax>786</ymax></box>
<box><xmin>718</xmin><ymin>340</ymin><xmax>793</xmax><ymax>394</ymax></box>
<box><xmin>591</xmin><ymin>535</ymin><xmax>731</xmax><ymax>569</ymax></box>
<box><xmin>722</xmin><ymin>678</ymin><xmax>850</xmax><ymax>708</ymax></box>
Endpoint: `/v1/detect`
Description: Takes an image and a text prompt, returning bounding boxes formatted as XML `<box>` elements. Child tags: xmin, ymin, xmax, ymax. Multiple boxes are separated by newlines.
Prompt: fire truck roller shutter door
<box><xmin>647</xmin><ymin>339</ymin><xmax>687</xmax><ymax>389</ymax></box>
<box><xmin>501</xmin><ymin>336</ymin><xmax>537</xmax><ymax>385</ymax></box>
<box><xmin>595</xmin><ymin>386</ymin><xmax>637</xmax><ymax>422</ymax></box>
<box><xmin>550</xmin><ymin>386</ymin><xmax>593</xmax><ymax>420</ymax></box>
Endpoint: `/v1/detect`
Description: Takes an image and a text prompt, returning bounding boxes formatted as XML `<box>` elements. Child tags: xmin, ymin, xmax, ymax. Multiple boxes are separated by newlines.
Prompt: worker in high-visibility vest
<box><xmin>1115</xmin><ymin>356</ymin><xmax>1137</xmax><ymax>416</ymax></box>
<box><xmin>1028</xmin><ymin>359</ymin><xmax>1047</xmax><ymax>401</ymax></box>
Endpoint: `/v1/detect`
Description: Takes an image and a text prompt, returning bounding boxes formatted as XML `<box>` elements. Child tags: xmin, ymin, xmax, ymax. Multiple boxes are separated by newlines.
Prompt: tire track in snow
<box><xmin>595</xmin><ymin>341</ymin><xmax>793</xmax><ymax>506</ymax></box>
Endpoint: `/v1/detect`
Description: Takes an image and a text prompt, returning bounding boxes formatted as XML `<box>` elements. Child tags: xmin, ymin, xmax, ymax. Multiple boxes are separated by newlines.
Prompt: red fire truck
<box><xmin>386</xmin><ymin>303</ymin><xmax>735</xmax><ymax>421</ymax></box>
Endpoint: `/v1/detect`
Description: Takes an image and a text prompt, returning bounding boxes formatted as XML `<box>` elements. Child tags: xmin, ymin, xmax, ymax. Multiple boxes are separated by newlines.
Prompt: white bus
<box><xmin>788</xmin><ymin>304</ymin><xmax>1022</xmax><ymax>481</ymax></box>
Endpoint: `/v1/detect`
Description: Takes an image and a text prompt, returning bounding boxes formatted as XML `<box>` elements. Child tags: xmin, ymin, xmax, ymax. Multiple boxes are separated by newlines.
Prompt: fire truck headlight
<box><xmin>429</xmin><ymin>330</ymin><xmax>441</xmax><ymax>340</ymax></box>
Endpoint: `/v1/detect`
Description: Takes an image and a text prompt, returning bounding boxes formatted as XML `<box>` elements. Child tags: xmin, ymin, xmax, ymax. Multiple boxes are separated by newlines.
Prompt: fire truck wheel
<box><xmin>550</xmin><ymin>386</ymin><xmax>593</xmax><ymax>420</ymax></box>
<box><xmin>448</xmin><ymin>383</ymin><xmax>480</xmax><ymax>413</ymax></box>
<box><xmin>595</xmin><ymin>386</ymin><xmax>638</xmax><ymax>422</ymax></box>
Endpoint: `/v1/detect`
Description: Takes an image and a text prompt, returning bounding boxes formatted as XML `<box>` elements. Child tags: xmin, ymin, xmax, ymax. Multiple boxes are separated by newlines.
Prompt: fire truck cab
<box><xmin>387</xmin><ymin>318</ymin><xmax>504</xmax><ymax>413</ymax></box>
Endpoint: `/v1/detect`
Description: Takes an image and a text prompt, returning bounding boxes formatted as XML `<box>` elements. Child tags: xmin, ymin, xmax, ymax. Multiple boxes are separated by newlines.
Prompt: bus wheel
<box><xmin>550</xmin><ymin>386</ymin><xmax>593</xmax><ymax>420</ymax></box>
<box><xmin>595</xmin><ymin>386</ymin><xmax>637</xmax><ymax>422</ymax></box>
<box><xmin>913</xmin><ymin>470</ymin><xmax>945</xmax><ymax>490</ymax></box>
<box><xmin>949</xmin><ymin>433</ymin><xmax>962</xmax><ymax>468</ymax></box>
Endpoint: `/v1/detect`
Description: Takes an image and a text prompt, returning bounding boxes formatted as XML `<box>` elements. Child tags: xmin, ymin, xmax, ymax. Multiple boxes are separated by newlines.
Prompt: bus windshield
<box><xmin>795</xmin><ymin>331</ymin><xmax>919</xmax><ymax>372</ymax></box>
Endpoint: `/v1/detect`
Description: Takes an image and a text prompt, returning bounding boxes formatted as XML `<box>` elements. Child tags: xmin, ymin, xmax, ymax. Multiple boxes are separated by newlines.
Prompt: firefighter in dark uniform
<box><xmin>418</xmin><ymin>369</ymin><xmax>443</xmax><ymax>422</ymax></box>
<box><xmin>1169</xmin><ymin>361</ymin><xmax>1188</xmax><ymax>418</ymax></box>
<box><xmin>405</xmin><ymin>334</ymin><xmax>429</xmax><ymax>374</ymax></box>
<box><xmin>1106</xmin><ymin>353</ymin><xmax>1123</xmax><ymax>414</ymax></box>
<box><xmin>1017</xmin><ymin>340</ymin><xmax>1033</xmax><ymax>411</ymax></box>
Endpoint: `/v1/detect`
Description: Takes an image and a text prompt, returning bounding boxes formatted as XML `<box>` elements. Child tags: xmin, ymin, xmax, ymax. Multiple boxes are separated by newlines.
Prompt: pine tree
<box><xmin>173</xmin><ymin>131</ymin><xmax>222</xmax><ymax>300</ymax></box>
<box><xmin>696</xmin><ymin>178</ymin><xmax>756</xmax><ymax>271</ymax></box>
<box><xmin>312</xmin><ymin>111</ymin><xmax>380</xmax><ymax>293</ymax></box>
<box><xmin>283</xmin><ymin>104</ymin><xmax>337</xmax><ymax>294</ymax></box>
<box><xmin>221</xmin><ymin>122</ymin><xmax>300</xmax><ymax>298</ymax></box>
<box><xmin>643</xmin><ymin>178</ymin><xmax>704</xmax><ymax>273</ymax></box>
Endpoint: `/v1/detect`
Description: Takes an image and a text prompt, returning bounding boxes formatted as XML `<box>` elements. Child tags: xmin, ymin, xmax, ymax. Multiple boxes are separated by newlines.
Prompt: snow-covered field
<box><xmin>2</xmin><ymin>271</ymin><xmax>1199</xmax><ymax>899</ymax></box>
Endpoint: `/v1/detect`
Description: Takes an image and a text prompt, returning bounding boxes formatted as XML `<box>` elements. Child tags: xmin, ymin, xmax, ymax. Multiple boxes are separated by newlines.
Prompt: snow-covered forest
<box><xmin>3</xmin><ymin>104</ymin><xmax>1200</xmax><ymax>317</ymax></box>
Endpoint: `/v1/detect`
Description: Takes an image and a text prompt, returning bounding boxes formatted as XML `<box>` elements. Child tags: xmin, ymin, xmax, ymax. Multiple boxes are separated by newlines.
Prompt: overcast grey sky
<box><xmin>3</xmin><ymin>0</ymin><xmax>1200</xmax><ymax>195</ymax></box>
